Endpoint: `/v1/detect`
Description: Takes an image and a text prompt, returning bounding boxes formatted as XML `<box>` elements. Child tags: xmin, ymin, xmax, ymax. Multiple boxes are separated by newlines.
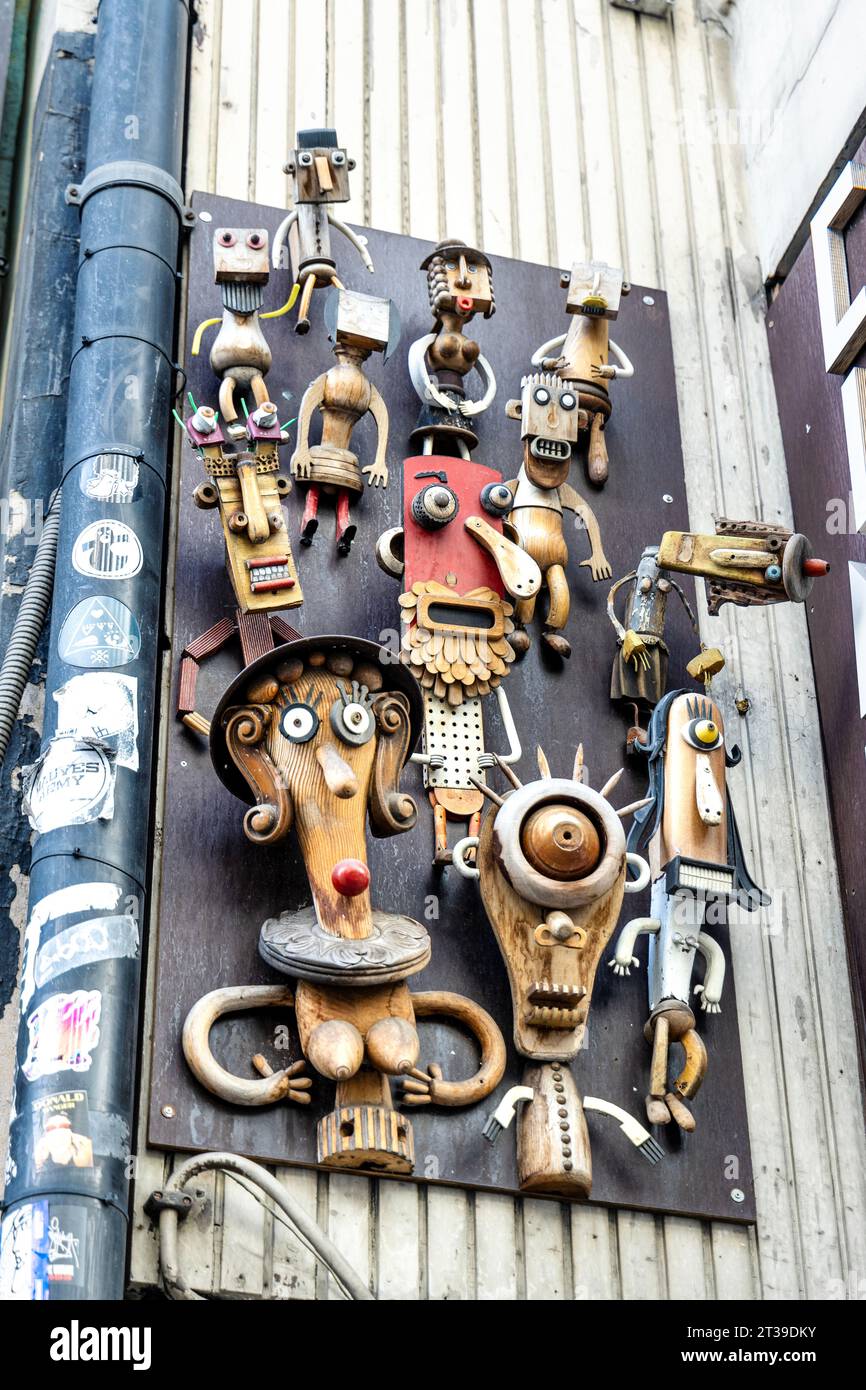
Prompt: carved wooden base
<box><xmin>317</xmin><ymin>1069</ymin><xmax>414</xmax><ymax>1173</ymax></box>
<box><xmin>517</xmin><ymin>1063</ymin><xmax>592</xmax><ymax>1197</ymax></box>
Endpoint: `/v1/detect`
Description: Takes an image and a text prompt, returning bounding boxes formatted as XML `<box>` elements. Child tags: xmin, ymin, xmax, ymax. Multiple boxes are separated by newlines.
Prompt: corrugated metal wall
<box><xmin>129</xmin><ymin>0</ymin><xmax>866</xmax><ymax>1299</ymax></box>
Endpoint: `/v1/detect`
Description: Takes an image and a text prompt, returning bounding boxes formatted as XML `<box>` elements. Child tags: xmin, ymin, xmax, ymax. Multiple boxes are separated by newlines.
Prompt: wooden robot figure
<box><xmin>272</xmin><ymin>128</ymin><xmax>374</xmax><ymax>335</ymax></box>
<box><xmin>182</xmin><ymin>636</ymin><xmax>506</xmax><ymax>1174</ymax></box>
<box><xmin>609</xmin><ymin>690</ymin><xmax>768</xmax><ymax>1131</ymax></box>
<box><xmin>376</xmin><ymin>457</ymin><xmax>542</xmax><ymax>865</ymax></box>
<box><xmin>174</xmin><ymin>398</ymin><xmax>302</xmax><ymax>736</ymax></box>
<box><xmin>451</xmin><ymin>745</ymin><xmax>664</xmax><ymax>1195</ymax></box>
<box><xmin>504</xmin><ymin>371</ymin><xmax>611</xmax><ymax>658</ymax></box>
<box><xmin>656</xmin><ymin>518</ymin><xmax>829</xmax><ymax>613</ymax></box>
<box><xmin>407</xmin><ymin>239</ymin><xmax>496</xmax><ymax>457</ymax></box>
<box><xmin>607</xmin><ymin>543</ymin><xmax>725</xmax><ymax>716</ymax></box>
<box><xmin>532</xmin><ymin>259</ymin><xmax>633</xmax><ymax>485</ymax></box>
<box><xmin>192</xmin><ymin>226</ymin><xmax>297</xmax><ymax>439</ymax></box>
<box><xmin>291</xmin><ymin>287</ymin><xmax>399</xmax><ymax>555</ymax></box>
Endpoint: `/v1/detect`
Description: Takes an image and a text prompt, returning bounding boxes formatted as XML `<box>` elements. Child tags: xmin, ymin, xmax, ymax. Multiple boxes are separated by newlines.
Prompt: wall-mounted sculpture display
<box><xmin>504</xmin><ymin>371</ymin><xmax>611</xmax><ymax>657</ymax></box>
<box><xmin>407</xmin><ymin>240</ymin><xmax>496</xmax><ymax>457</ymax></box>
<box><xmin>175</xmin><ymin>399</ymin><xmax>302</xmax><ymax>736</ymax></box>
<box><xmin>272</xmin><ymin>128</ymin><xmax>373</xmax><ymax>334</ymax></box>
<box><xmin>290</xmin><ymin>288</ymin><xmax>399</xmax><ymax>555</ymax></box>
<box><xmin>450</xmin><ymin>747</ymin><xmax>662</xmax><ymax>1194</ymax></box>
<box><xmin>531</xmin><ymin>260</ymin><xmax>633</xmax><ymax>485</ymax></box>
<box><xmin>182</xmin><ymin>636</ymin><xmax>506</xmax><ymax>1172</ymax></box>
<box><xmin>608</xmin><ymin>690</ymin><xmax>768</xmax><ymax>1131</ymax></box>
<box><xmin>657</xmin><ymin>519</ymin><xmax>829</xmax><ymax>613</ymax></box>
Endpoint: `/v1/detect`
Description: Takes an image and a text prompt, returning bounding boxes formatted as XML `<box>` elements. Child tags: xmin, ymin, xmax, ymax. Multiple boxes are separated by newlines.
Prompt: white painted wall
<box><xmin>124</xmin><ymin>0</ymin><xmax>866</xmax><ymax>1301</ymax></box>
<box><xmin>727</xmin><ymin>0</ymin><xmax>866</xmax><ymax>279</ymax></box>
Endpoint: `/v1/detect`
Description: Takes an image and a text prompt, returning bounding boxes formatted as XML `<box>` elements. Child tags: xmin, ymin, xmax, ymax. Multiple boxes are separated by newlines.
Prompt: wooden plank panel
<box><xmin>367</xmin><ymin>0</ymin><xmax>404</xmax><ymax>231</ymax></box>
<box><xmin>711</xmin><ymin>1222</ymin><xmax>759</xmax><ymax>1301</ymax></box>
<box><xmin>376</xmin><ymin>1180</ymin><xmax>422</xmax><ymax>1299</ymax></box>
<box><xmin>214</xmin><ymin>0</ymin><xmax>256</xmax><ymax>200</ymax></box>
<box><xmin>186</xmin><ymin>0</ymin><xmax>222</xmax><ymax>195</ymax></box>
<box><xmin>331</xmin><ymin>0</ymin><xmax>368</xmax><ymax>227</ymax></box>
<box><xmin>426</xmin><ymin>1188</ymin><xmax>473</xmax><ymax>1299</ymax></box>
<box><xmin>663</xmin><ymin>1217</ymin><xmax>711</xmax><ymax>1301</ymax></box>
<box><xmin>471</xmin><ymin>0</ymin><xmax>515</xmax><ymax>256</ymax></box>
<box><xmin>540</xmin><ymin>0</ymin><xmax>589</xmax><ymax>267</ymax></box>
<box><xmin>219</xmin><ymin>1167</ymin><xmax>266</xmax><ymax>1296</ymax></box>
<box><xmin>439</xmin><ymin>0</ymin><xmax>478</xmax><ymax>242</ymax></box>
<box><xmin>293</xmin><ymin>0</ymin><xmax>328</xmax><ymax>130</ymax></box>
<box><xmin>475</xmin><ymin>1193</ymin><xmax>520</xmax><ymax>1299</ymax></box>
<box><xmin>326</xmin><ymin>1173</ymin><xmax>372</xmax><ymax>1299</ymax></box>
<box><xmin>616</xmin><ymin>1210</ymin><xmax>665</xmax><ymax>1301</ymax></box>
<box><xmin>404</xmin><ymin>0</ymin><xmax>441</xmax><ymax>240</ymax></box>
<box><xmin>128</xmin><ymin>1152</ymin><xmax>167</xmax><ymax>1291</ymax></box>
<box><xmin>605</xmin><ymin>3</ymin><xmax>658</xmax><ymax>285</ymax></box>
<box><xmin>523</xmin><ymin>1198</ymin><xmax>570</xmax><ymax>1299</ymax></box>
<box><xmin>174</xmin><ymin>1166</ymin><xmax>218</xmax><ymax>1295</ymax></box>
<box><xmin>503</xmin><ymin>0</ymin><xmax>549</xmax><ymax>263</ymax></box>
<box><xmin>254</xmin><ymin>0</ymin><xmax>292</xmax><ymax>208</ymax></box>
<box><xmin>269</xmin><ymin>1166</ymin><xmax>321</xmax><ymax>1299</ymax></box>
<box><xmin>570</xmin><ymin>1205</ymin><xmax>619</xmax><ymax>1299</ymax></box>
<box><xmin>571</xmin><ymin>0</ymin><xmax>622</xmax><ymax>265</ymax></box>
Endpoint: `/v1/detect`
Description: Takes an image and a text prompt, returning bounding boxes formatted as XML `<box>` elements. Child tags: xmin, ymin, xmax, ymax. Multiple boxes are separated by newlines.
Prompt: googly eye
<box><xmin>683</xmin><ymin>717</ymin><xmax>723</xmax><ymax>751</ymax></box>
<box><xmin>331</xmin><ymin>150</ymin><xmax>347</xmax><ymax>166</ymax></box>
<box><xmin>246</xmin><ymin>232</ymin><xmax>264</xmax><ymax>249</ymax></box>
<box><xmin>533</xmin><ymin>386</ymin><xmax>551</xmax><ymax>405</ymax></box>
<box><xmin>280</xmin><ymin>703</ymin><xmax>319</xmax><ymax>743</ymax></box>
<box><xmin>299</xmin><ymin>151</ymin><xmax>313</xmax><ymax>166</ymax></box>
<box><xmin>559</xmin><ymin>391</ymin><xmax>577</xmax><ymax>411</ymax></box>
<box><xmin>480</xmin><ymin>481</ymin><xmax>514</xmax><ymax>516</ymax></box>
<box><xmin>411</xmin><ymin>484</ymin><xmax>459</xmax><ymax>530</ymax></box>
<box><xmin>218</xmin><ymin>231</ymin><xmax>236</xmax><ymax>247</ymax></box>
<box><xmin>330</xmin><ymin>684</ymin><xmax>375</xmax><ymax>746</ymax></box>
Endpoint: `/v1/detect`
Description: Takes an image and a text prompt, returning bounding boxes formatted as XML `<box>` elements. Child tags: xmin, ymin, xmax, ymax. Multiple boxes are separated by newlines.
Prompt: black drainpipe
<box><xmin>2</xmin><ymin>0</ymin><xmax>190</xmax><ymax>1300</ymax></box>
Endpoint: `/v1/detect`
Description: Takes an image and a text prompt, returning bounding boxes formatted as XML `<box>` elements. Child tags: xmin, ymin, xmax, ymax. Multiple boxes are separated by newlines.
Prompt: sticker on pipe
<box><xmin>0</xmin><ymin>1203</ymin><xmax>49</xmax><ymax>1300</ymax></box>
<box><xmin>22</xmin><ymin>989</ymin><xmax>102</xmax><ymax>1081</ymax></box>
<box><xmin>71</xmin><ymin>519</ymin><xmax>143</xmax><ymax>580</ymax></box>
<box><xmin>54</xmin><ymin>672</ymin><xmax>139</xmax><ymax>770</ymax></box>
<box><xmin>33</xmin><ymin>913</ymin><xmax>139</xmax><ymax>998</ymax></box>
<box><xmin>21</xmin><ymin>736</ymin><xmax>116</xmax><ymax>833</ymax></box>
<box><xmin>57</xmin><ymin>596</ymin><xmax>141</xmax><ymax>668</ymax></box>
<box><xmin>33</xmin><ymin>1091</ymin><xmax>94</xmax><ymax>1173</ymax></box>
<box><xmin>19</xmin><ymin>882</ymin><xmax>123</xmax><ymax>1012</ymax></box>
<box><xmin>78</xmin><ymin>451</ymin><xmax>140</xmax><ymax>504</ymax></box>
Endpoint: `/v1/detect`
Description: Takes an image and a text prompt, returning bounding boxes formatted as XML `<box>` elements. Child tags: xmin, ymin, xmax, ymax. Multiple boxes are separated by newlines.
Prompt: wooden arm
<box><xmin>406</xmin><ymin>991</ymin><xmax>506</xmax><ymax>1107</ymax></box>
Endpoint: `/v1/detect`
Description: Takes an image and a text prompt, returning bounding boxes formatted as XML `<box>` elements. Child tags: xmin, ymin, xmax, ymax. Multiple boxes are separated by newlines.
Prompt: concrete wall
<box><xmin>727</xmin><ymin>0</ymin><xmax>866</xmax><ymax>280</ymax></box>
<box><xmin>124</xmin><ymin>0</ymin><xmax>866</xmax><ymax>1300</ymax></box>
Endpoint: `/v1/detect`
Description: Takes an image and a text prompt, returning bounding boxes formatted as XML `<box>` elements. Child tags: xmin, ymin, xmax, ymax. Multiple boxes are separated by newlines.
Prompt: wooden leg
<box><xmin>431</xmin><ymin>796</ymin><xmax>449</xmax><ymax>865</ymax></box>
<box><xmin>336</xmin><ymin>489</ymin><xmax>356</xmax><ymax>555</ymax></box>
<box><xmin>588</xmin><ymin>411</ymin><xmax>608</xmax><ymax>484</ymax></box>
<box><xmin>296</xmin><ymin>272</ymin><xmax>316</xmax><ymax>335</ymax></box>
<box><xmin>674</xmin><ymin>1027</ymin><xmax>707</xmax><ymax>1100</ymax></box>
<box><xmin>542</xmin><ymin>564</ymin><xmax>571</xmax><ymax>657</ymax></box>
<box><xmin>300</xmin><ymin>485</ymin><xmax>319</xmax><ymax>544</ymax></box>
<box><xmin>219</xmin><ymin>374</ymin><xmax>239</xmax><ymax>426</ymax></box>
<box><xmin>516</xmin><ymin>593</ymin><xmax>536</xmax><ymax>626</ymax></box>
<box><xmin>646</xmin><ymin>1014</ymin><xmax>672</xmax><ymax>1125</ymax></box>
<box><xmin>251</xmin><ymin>372</ymin><xmax>270</xmax><ymax>407</ymax></box>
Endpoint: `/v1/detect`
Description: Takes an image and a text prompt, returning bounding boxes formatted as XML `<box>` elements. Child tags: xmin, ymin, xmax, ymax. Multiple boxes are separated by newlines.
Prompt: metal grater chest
<box><xmin>422</xmin><ymin>693</ymin><xmax>487</xmax><ymax>789</ymax></box>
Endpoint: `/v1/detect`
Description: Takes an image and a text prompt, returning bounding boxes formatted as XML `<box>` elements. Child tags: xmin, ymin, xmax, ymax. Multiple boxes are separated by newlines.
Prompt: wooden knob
<box><xmin>520</xmin><ymin>803</ymin><xmax>602</xmax><ymax>881</ymax></box>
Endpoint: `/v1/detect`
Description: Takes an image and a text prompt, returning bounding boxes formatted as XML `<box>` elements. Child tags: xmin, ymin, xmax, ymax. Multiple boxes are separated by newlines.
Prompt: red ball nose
<box><xmin>331</xmin><ymin>859</ymin><xmax>370</xmax><ymax>897</ymax></box>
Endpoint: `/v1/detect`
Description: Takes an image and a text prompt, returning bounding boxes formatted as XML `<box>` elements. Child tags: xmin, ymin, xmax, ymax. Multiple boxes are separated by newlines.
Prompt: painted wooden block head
<box><xmin>421</xmin><ymin>239</ymin><xmax>495</xmax><ymax>323</ymax></box>
<box><xmin>323</xmin><ymin>286</ymin><xmax>401</xmax><ymax>359</ymax></box>
<box><xmin>286</xmin><ymin>127</ymin><xmax>355</xmax><ymax>204</ymax></box>
<box><xmin>213</xmin><ymin>228</ymin><xmax>270</xmax><ymax>284</ymax></box>
<box><xmin>563</xmin><ymin>259</ymin><xmax>628</xmax><ymax>319</ymax></box>
<box><xmin>505</xmin><ymin>371</ymin><xmax>582</xmax><ymax>488</ymax></box>
<box><xmin>210</xmin><ymin>637</ymin><xmax>424</xmax><ymax>942</ymax></box>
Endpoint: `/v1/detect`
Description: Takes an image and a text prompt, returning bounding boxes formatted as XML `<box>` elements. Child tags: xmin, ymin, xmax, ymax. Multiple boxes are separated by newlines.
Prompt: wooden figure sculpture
<box><xmin>607</xmin><ymin>544</ymin><xmax>724</xmax><ymax>714</ymax></box>
<box><xmin>656</xmin><ymin>518</ymin><xmax>829</xmax><ymax>613</ymax></box>
<box><xmin>291</xmin><ymin>287</ymin><xmax>399</xmax><ymax>555</ymax></box>
<box><xmin>174</xmin><ymin>399</ymin><xmax>302</xmax><ymax>736</ymax></box>
<box><xmin>504</xmin><ymin>371</ymin><xmax>611</xmax><ymax>658</ymax></box>
<box><xmin>450</xmin><ymin>746</ymin><xmax>663</xmax><ymax>1195</ymax></box>
<box><xmin>182</xmin><ymin>636</ymin><xmax>506</xmax><ymax>1173</ymax></box>
<box><xmin>531</xmin><ymin>259</ymin><xmax>633</xmax><ymax>485</ymax></box>
<box><xmin>608</xmin><ymin>690</ymin><xmax>768</xmax><ymax>1131</ymax></box>
<box><xmin>407</xmin><ymin>239</ymin><xmax>496</xmax><ymax>457</ymax></box>
<box><xmin>376</xmin><ymin>458</ymin><xmax>541</xmax><ymax>865</ymax></box>
<box><xmin>191</xmin><ymin>226</ymin><xmax>296</xmax><ymax>439</ymax></box>
<box><xmin>272</xmin><ymin>128</ymin><xmax>374</xmax><ymax>335</ymax></box>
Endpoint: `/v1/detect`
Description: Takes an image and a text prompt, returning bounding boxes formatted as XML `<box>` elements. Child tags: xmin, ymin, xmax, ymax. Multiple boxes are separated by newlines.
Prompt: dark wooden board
<box><xmin>148</xmin><ymin>193</ymin><xmax>755</xmax><ymax>1222</ymax></box>
<box><xmin>767</xmin><ymin>158</ymin><xmax>866</xmax><ymax>1078</ymax></box>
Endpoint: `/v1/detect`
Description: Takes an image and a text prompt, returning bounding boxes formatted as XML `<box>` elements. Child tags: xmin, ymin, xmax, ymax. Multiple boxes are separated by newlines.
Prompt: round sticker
<box><xmin>71</xmin><ymin>520</ymin><xmax>143</xmax><ymax>580</ymax></box>
<box><xmin>78</xmin><ymin>453</ymin><xmax>140</xmax><ymax>504</ymax></box>
<box><xmin>58</xmin><ymin>597</ymin><xmax>141</xmax><ymax>668</ymax></box>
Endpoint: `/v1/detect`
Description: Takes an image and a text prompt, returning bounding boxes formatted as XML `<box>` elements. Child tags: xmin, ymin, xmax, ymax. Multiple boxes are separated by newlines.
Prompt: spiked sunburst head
<box><xmin>399</xmin><ymin>580</ymin><xmax>516</xmax><ymax>706</ymax></box>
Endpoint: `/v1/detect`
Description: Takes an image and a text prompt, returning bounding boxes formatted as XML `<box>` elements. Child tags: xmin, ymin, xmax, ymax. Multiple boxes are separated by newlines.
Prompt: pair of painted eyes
<box><xmin>218</xmin><ymin>232</ymin><xmax>264</xmax><ymax>250</ymax></box>
<box><xmin>298</xmin><ymin>150</ymin><xmax>346</xmax><ymax>167</ymax></box>
<box><xmin>533</xmin><ymin>386</ymin><xmax>577</xmax><ymax>410</ymax></box>
<box><xmin>445</xmin><ymin>261</ymin><xmax>478</xmax><ymax>274</ymax></box>
<box><xmin>280</xmin><ymin>694</ymin><xmax>374</xmax><ymax>747</ymax></box>
<box><xmin>683</xmin><ymin>718</ymin><xmax>724</xmax><ymax>752</ymax></box>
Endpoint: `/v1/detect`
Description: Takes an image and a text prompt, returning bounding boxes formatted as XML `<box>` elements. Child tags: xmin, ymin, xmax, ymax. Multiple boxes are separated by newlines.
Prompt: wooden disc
<box><xmin>520</xmin><ymin>803</ymin><xmax>602</xmax><ymax>881</ymax></box>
